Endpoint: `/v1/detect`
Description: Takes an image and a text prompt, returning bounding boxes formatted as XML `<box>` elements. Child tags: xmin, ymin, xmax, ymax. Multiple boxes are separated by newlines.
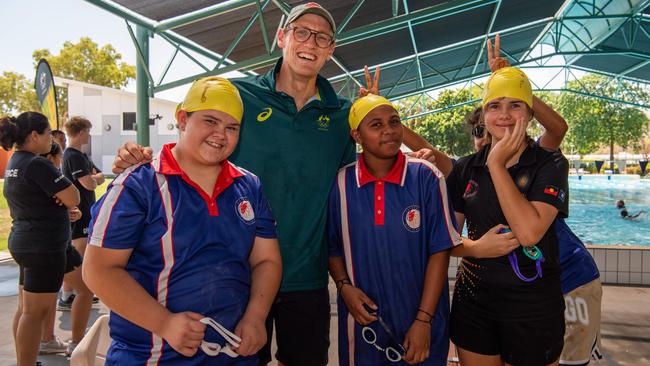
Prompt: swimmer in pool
<box><xmin>616</xmin><ymin>200</ymin><xmax>647</xmax><ymax>220</ymax></box>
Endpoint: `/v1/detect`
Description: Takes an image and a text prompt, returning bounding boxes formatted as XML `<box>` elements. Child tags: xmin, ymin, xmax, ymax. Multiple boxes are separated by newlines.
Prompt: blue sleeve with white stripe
<box><xmin>327</xmin><ymin>178</ymin><xmax>343</xmax><ymax>257</ymax></box>
<box><xmin>88</xmin><ymin>171</ymin><xmax>148</xmax><ymax>249</ymax></box>
<box><xmin>422</xmin><ymin>165</ymin><xmax>461</xmax><ymax>255</ymax></box>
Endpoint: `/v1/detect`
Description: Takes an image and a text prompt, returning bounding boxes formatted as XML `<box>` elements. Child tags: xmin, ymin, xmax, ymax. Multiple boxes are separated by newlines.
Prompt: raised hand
<box><xmin>487</xmin><ymin>116</ymin><xmax>527</xmax><ymax>168</ymax></box>
<box><xmin>487</xmin><ymin>34</ymin><xmax>511</xmax><ymax>72</ymax></box>
<box><xmin>358</xmin><ymin>65</ymin><xmax>381</xmax><ymax>98</ymax></box>
<box><xmin>112</xmin><ymin>141</ymin><xmax>153</xmax><ymax>174</ymax></box>
<box><xmin>407</xmin><ymin>148</ymin><xmax>437</xmax><ymax>165</ymax></box>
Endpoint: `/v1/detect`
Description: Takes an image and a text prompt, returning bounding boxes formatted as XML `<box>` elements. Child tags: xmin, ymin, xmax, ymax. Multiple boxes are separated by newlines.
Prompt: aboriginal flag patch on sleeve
<box><xmin>543</xmin><ymin>185</ymin><xmax>559</xmax><ymax>197</ymax></box>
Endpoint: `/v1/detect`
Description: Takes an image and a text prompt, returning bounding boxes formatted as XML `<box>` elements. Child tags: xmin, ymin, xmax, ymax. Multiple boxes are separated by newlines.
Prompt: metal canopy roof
<box><xmin>87</xmin><ymin>0</ymin><xmax>650</xmax><ymax>104</ymax></box>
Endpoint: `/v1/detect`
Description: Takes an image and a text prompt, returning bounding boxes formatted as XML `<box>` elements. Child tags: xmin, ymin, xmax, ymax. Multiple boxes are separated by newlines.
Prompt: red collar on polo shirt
<box><xmin>158</xmin><ymin>143</ymin><xmax>244</xmax><ymax>216</ymax></box>
<box><xmin>357</xmin><ymin>151</ymin><xmax>407</xmax><ymax>225</ymax></box>
<box><xmin>357</xmin><ymin>151</ymin><xmax>406</xmax><ymax>186</ymax></box>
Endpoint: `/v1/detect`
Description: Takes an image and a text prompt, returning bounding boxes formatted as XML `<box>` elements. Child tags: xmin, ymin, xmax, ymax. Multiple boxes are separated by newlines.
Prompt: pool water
<box><xmin>565</xmin><ymin>175</ymin><xmax>650</xmax><ymax>246</ymax></box>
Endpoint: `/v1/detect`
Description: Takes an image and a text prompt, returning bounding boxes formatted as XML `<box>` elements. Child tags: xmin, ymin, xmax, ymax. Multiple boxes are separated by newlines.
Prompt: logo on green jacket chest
<box><xmin>317</xmin><ymin>114</ymin><xmax>330</xmax><ymax>131</ymax></box>
<box><xmin>257</xmin><ymin>107</ymin><xmax>272</xmax><ymax>122</ymax></box>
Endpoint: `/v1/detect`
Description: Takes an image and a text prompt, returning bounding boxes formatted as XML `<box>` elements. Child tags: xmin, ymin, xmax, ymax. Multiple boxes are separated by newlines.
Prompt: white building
<box><xmin>55</xmin><ymin>77</ymin><xmax>179</xmax><ymax>173</ymax></box>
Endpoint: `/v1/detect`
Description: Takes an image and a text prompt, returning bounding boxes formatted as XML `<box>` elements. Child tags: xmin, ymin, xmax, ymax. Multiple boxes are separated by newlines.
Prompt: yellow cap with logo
<box><xmin>181</xmin><ymin>76</ymin><xmax>244</xmax><ymax>123</ymax></box>
<box><xmin>482</xmin><ymin>67</ymin><xmax>533</xmax><ymax>108</ymax></box>
<box><xmin>349</xmin><ymin>94</ymin><xmax>397</xmax><ymax>130</ymax></box>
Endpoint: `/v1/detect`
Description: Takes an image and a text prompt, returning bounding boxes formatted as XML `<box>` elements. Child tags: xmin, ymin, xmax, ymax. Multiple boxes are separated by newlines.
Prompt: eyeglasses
<box><xmin>285</xmin><ymin>26</ymin><xmax>334</xmax><ymax>48</ymax></box>
<box><xmin>361</xmin><ymin>306</ymin><xmax>406</xmax><ymax>363</ymax></box>
<box><xmin>471</xmin><ymin>124</ymin><xmax>485</xmax><ymax>138</ymax></box>
<box><xmin>199</xmin><ymin>317</ymin><xmax>240</xmax><ymax>358</ymax></box>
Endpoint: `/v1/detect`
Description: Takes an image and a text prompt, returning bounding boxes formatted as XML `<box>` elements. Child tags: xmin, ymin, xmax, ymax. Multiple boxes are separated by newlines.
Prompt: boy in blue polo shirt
<box><xmin>83</xmin><ymin>77</ymin><xmax>282</xmax><ymax>365</ymax></box>
<box><xmin>327</xmin><ymin>94</ymin><xmax>461</xmax><ymax>366</ymax></box>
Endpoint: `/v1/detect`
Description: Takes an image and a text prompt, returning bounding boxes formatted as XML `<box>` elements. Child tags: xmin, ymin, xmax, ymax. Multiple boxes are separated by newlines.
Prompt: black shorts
<box><xmin>451</xmin><ymin>304</ymin><xmax>565</xmax><ymax>366</ymax></box>
<box><xmin>71</xmin><ymin>214</ymin><xmax>90</xmax><ymax>240</ymax></box>
<box><xmin>258</xmin><ymin>288</ymin><xmax>330</xmax><ymax>366</ymax></box>
<box><xmin>64</xmin><ymin>243</ymin><xmax>83</xmax><ymax>273</ymax></box>
<box><xmin>12</xmin><ymin>250</ymin><xmax>66</xmax><ymax>293</ymax></box>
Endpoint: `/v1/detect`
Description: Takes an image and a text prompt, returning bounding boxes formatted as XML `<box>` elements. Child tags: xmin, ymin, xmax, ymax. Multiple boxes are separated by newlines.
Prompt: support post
<box><xmin>136</xmin><ymin>25</ymin><xmax>150</xmax><ymax>146</ymax></box>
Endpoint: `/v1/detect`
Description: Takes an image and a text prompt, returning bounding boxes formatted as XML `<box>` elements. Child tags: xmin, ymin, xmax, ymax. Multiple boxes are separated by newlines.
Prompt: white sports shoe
<box><xmin>66</xmin><ymin>341</ymin><xmax>79</xmax><ymax>357</ymax></box>
<box><xmin>39</xmin><ymin>336</ymin><xmax>67</xmax><ymax>354</ymax></box>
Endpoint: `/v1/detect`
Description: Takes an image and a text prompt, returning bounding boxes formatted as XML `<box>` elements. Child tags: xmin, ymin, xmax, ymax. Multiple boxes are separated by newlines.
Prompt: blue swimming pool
<box><xmin>565</xmin><ymin>175</ymin><xmax>650</xmax><ymax>246</ymax></box>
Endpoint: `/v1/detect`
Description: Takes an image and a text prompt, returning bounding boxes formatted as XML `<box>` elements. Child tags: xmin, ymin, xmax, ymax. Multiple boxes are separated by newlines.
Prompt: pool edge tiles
<box><xmin>586</xmin><ymin>245</ymin><xmax>650</xmax><ymax>286</ymax></box>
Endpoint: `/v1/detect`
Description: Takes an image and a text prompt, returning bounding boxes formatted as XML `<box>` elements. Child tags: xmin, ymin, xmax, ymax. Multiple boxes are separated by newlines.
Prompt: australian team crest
<box><xmin>236</xmin><ymin>197</ymin><xmax>255</xmax><ymax>224</ymax></box>
<box><xmin>318</xmin><ymin>115</ymin><xmax>330</xmax><ymax>131</ymax></box>
<box><xmin>403</xmin><ymin>205</ymin><xmax>421</xmax><ymax>232</ymax></box>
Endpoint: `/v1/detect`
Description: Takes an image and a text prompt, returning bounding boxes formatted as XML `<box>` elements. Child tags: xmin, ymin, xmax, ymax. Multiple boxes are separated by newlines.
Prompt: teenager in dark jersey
<box><xmin>469</xmin><ymin>111</ymin><xmax>603</xmax><ymax>366</ymax></box>
<box><xmin>62</xmin><ymin>116</ymin><xmax>105</xmax><ymax>258</ymax></box>
<box><xmin>446</xmin><ymin>66</ymin><xmax>569</xmax><ymax>366</ymax></box>
<box><xmin>39</xmin><ymin>141</ymin><xmax>94</xmax><ymax>356</ymax></box>
<box><xmin>0</xmin><ymin>112</ymin><xmax>80</xmax><ymax>366</ymax></box>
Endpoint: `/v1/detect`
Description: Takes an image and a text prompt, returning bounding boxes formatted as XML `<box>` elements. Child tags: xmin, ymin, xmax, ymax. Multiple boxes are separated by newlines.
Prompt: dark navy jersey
<box><xmin>88</xmin><ymin>143</ymin><xmax>276</xmax><ymax>365</ymax></box>
<box><xmin>448</xmin><ymin>143</ymin><xmax>569</xmax><ymax>321</ymax></box>
<box><xmin>62</xmin><ymin>147</ymin><xmax>96</xmax><ymax>213</ymax></box>
<box><xmin>556</xmin><ymin>218</ymin><xmax>600</xmax><ymax>293</ymax></box>
<box><xmin>4</xmin><ymin>151</ymin><xmax>71</xmax><ymax>252</ymax></box>
<box><xmin>328</xmin><ymin>152</ymin><xmax>461</xmax><ymax>366</ymax></box>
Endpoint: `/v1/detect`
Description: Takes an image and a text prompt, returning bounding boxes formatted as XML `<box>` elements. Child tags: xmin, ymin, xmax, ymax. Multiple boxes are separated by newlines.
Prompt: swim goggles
<box><xmin>499</xmin><ymin>228</ymin><xmax>544</xmax><ymax>282</ymax></box>
<box><xmin>361</xmin><ymin>305</ymin><xmax>407</xmax><ymax>363</ymax></box>
<box><xmin>199</xmin><ymin>317</ymin><xmax>240</xmax><ymax>357</ymax></box>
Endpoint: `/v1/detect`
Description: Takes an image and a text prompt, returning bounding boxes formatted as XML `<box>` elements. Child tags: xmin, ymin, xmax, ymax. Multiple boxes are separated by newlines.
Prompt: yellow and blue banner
<box><xmin>34</xmin><ymin>59</ymin><xmax>59</xmax><ymax>129</ymax></box>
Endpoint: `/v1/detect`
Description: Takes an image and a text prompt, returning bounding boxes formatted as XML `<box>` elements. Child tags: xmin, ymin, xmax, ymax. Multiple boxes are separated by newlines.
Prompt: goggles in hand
<box><xmin>200</xmin><ymin>317</ymin><xmax>240</xmax><ymax>358</ymax></box>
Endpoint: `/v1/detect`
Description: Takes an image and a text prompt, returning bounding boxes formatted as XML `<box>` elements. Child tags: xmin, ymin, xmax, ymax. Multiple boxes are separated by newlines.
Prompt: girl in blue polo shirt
<box><xmin>328</xmin><ymin>94</ymin><xmax>461</xmax><ymax>366</ymax></box>
<box><xmin>447</xmin><ymin>67</ymin><xmax>569</xmax><ymax>366</ymax></box>
<box><xmin>83</xmin><ymin>77</ymin><xmax>282</xmax><ymax>365</ymax></box>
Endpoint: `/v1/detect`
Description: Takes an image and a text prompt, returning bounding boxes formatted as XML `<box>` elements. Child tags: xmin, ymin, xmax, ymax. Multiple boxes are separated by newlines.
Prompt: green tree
<box><xmin>32</xmin><ymin>37</ymin><xmax>136</xmax><ymax>119</ymax></box>
<box><xmin>396</xmin><ymin>88</ymin><xmax>479</xmax><ymax>157</ymax></box>
<box><xmin>0</xmin><ymin>38</ymin><xmax>135</xmax><ymax>119</ymax></box>
<box><xmin>33</xmin><ymin>37</ymin><xmax>135</xmax><ymax>88</ymax></box>
<box><xmin>0</xmin><ymin>72</ymin><xmax>41</xmax><ymax>116</ymax></box>
<box><xmin>557</xmin><ymin>74</ymin><xmax>650</xmax><ymax>158</ymax></box>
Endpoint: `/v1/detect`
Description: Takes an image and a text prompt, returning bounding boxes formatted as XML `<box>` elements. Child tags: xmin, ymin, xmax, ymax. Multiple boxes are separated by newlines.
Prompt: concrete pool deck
<box><xmin>0</xmin><ymin>257</ymin><xmax>648</xmax><ymax>365</ymax></box>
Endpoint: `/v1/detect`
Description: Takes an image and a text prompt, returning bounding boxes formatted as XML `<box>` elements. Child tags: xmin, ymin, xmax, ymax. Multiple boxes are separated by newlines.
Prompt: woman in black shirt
<box><xmin>1</xmin><ymin>112</ymin><xmax>80</xmax><ymax>366</ymax></box>
<box><xmin>447</xmin><ymin>68</ymin><xmax>569</xmax><ymax>366</ymax></box>
<box><xmin>39</xmin><ymin>141</ymin><xmax>94</xmax><ymax>356</ymax></box>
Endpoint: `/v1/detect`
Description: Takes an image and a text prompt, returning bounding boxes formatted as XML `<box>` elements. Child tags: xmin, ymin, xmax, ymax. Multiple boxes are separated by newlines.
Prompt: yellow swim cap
<box><xmin>181</xmin><ymin>77</ymin><xmax>243</xmax><ymax>123</ymax></box>
<box><xmin>482</xmin><ymin>67</ymin><xmax>533</xmax><ymax>108</ymax></box>
<box><xmin>349</xmin><ymin>94</ymin><xmax>397</xmax><ymax>130</ymax></box>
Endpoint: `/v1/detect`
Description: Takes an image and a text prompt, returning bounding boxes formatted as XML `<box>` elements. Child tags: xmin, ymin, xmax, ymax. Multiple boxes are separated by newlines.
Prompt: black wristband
<box><xmin>415</xmin><ymin>317</ymin><xmax>431</xmax><ymax>324</ymax></box>
<box><xmin>335</xmin><ymin>278</ymin><xmax>351</xmax><ymax>293</ymax></box>
<box><xmin>417</xmin><ymin>308</ymin><xmax>433</xmax><ymax>320</ymax></box>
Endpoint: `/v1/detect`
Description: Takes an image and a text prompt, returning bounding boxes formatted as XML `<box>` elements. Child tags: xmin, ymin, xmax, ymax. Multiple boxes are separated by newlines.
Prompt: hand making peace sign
<box><xmin>358</xmin><ymin>65</ymin><xmax>381</xmax><ymax>98</ymax></box>
<box><xmin>486</xmin><ymin>34</ymin><xmax>511</xmax><ymax>73</ymax></box>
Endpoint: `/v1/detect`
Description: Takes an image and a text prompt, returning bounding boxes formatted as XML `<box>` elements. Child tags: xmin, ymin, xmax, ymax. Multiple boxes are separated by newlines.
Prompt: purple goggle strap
<box><xmin>508</xmin><ymin>251</ymin><xmax>544</xmax><ymax>282</ymax></box>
